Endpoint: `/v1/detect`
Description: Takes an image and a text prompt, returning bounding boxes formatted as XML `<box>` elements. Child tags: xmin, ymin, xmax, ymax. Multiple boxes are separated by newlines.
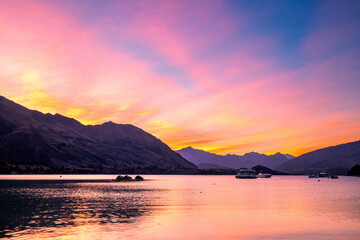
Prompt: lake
<box><xmin>0</xmin><ymin>175</ymin><xmax>359</xmax><ymax>239</ymax></box>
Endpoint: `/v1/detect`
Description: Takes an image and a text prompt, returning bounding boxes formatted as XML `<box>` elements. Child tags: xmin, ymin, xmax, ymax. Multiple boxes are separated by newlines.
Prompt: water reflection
<box><xmin>1</xmin><ymin>176</ymin><xmax>360</xmax><ymax>239</ymax></box>
<box><xmin>0</xmin><ymin>180</ymin><xmax>161</xmax><ymax>238</ymax></box>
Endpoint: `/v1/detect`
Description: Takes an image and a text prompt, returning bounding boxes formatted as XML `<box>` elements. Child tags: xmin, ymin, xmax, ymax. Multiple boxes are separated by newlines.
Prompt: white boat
<box><xmin>235</xmin><ymin>169</ymin><xmax>257</xmax><ymax>179</ymax></box>
<box><xmin>257</xmin><ymin>173</ymin><xmax>272</xmax><ymax>178</ymax></box>
<box><xmin>319</xmin><ymin>171</ymin><xmax>330</xmax><ymax>178</ymax></box>
<box><xmin>308</xmin><ymin>174</ymin><xmax>319</xmax><ymax>178</ymax></box>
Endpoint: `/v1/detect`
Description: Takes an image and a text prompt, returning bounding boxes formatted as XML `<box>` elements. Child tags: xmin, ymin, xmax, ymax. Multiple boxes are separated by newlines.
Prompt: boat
<box><xmin>257</xmin><ymin>173</ymin><xmax>272</xmax><ymax>178</ymax></box>
<box><xmin>235</xmin><ymin>169</ymin><xmax>257</xmax><ymax>179</ymax></box>
<box><xmin>330</xmin><ymin>175</ymin><xmax>339</xmax><ymax>179</ymax></box>
<box><xmin>319</xmin><ymin>171</ymin><xmax>330</xmax><ymax>178</ymax></box>
<box><xmin>308</xmin><ymin>174</ymin><xmax>319</xmax><ymax>178</ymax></box>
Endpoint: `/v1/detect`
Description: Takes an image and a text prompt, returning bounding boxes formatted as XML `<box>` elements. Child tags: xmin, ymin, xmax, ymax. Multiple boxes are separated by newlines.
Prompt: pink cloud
<box><xmin>0</xmin><ymin>0</ymin><xmax>359</xmax><ymax>156</ymax></box>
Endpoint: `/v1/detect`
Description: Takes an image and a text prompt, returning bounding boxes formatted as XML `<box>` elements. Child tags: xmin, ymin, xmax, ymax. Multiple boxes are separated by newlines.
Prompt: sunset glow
<box><xmin>1</xmin><ymin>0</ymin><xmax>360</xmax><ymax>156</ymax></box>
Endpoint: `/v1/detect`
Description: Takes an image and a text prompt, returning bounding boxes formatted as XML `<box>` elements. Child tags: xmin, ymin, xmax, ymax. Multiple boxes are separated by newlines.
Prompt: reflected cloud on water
<box><xmin>1</xmin><ymin>176</ymin><xmax>360</xmax><ymax>239</ymax></box>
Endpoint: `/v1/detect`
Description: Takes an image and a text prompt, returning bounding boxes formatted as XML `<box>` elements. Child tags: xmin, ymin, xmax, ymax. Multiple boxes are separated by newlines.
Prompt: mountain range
<box><xmin>177</xmin><ymin>140</ymin><xmax>360</xmax><ymax>175</ymax></box>
<box><xmin>0</xmin><ymin>96</ymin><xmax>197</xmax><ymax>173</ymax></box>
<box><xmin>1</xmin><ymin>95</ymin><xmax>359</xmax><ymax>175</ymax></box>
<box><xmin>176</xmin><ymin>147</ymin><xmax>294</xmax><ymax>170</ymax></box>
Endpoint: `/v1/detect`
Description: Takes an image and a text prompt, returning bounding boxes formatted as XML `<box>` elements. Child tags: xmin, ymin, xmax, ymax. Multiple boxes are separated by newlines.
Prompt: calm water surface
<box><xmin>0</xmin><ymin>175</ymin><xmax>359</xmax><ymax>239</ymax></box>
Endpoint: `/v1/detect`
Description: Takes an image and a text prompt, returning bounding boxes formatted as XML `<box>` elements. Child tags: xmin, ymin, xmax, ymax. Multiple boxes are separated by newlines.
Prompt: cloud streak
<box><xmin>1</xmin><ymin>0</ymin><xmax>359</xmax><ymax>156</ymax></box>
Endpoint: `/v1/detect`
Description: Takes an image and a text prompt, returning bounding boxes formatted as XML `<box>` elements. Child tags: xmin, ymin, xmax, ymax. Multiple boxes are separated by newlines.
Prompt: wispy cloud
<box><xmin>1</xmin><ymin>0</ymin><xmax>359</xmax><ymax>156</ymax></box>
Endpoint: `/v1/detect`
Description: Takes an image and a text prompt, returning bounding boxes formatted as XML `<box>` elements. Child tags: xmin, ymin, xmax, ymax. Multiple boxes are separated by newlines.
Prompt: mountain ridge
<box><xmin>278</xmin><ymin>140</ymin><xmax>360</xmax><ymax>174</ymax></box>
<box><xmin>0</xmin><ymin>96</ymin><xmax>197</xmax><ymax>173</ymax></box>
<box><xmin>176</xmin><ymin>146</ymin><xmax>293</xmax><ymax>169</ymax></box>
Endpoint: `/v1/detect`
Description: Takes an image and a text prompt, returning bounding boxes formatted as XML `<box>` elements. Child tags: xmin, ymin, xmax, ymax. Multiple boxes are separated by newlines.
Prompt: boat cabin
<box><xmin>235</xmin><ymin>169</ymin><xmax>257</xmax><ymax>179</ymax></box>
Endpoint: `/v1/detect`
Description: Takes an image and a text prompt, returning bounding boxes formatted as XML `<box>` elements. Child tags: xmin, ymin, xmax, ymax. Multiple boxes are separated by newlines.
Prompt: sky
<box><xmin>1</xmin><ymin>0</ymin><xmax>360</xmax><ymax>156</ymax></box>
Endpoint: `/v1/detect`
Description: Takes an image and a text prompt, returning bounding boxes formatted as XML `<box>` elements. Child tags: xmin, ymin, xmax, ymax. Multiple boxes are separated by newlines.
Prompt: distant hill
<box><xmin>197</xmin><ymin>163</ymin><xmax>231</xmax><ymax>169</ymax></box>
<box><xmin>251</xmin><ymin>165</ymin><xmax>289</xmax><ymax>175</ymax></box>
<box><xmin>0</xmin><ymin>96</ymin><xmax>197</xmax><ymax>174</ymax></box>
<box><xmin>177</xmin><ymin>147</ymin><xmax>293</xmax><ymax>169</ymax></box>
<box><xmin>347</xmin><ymin>164</ymin><xmax>360</xmax><ymax>176</ymax></box>
<box><xmin>278</xmin><ymin>140</ymin><xmax>360</xmax><ymax>175</ymax></box>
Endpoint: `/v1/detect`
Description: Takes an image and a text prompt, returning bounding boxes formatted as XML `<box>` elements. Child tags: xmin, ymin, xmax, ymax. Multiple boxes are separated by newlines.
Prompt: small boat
<box><xmin>235</xmin><ymin>169</ymin><xmax>257</xmax><ymax>179</ymax></box>
<box><xmin>257</xmin><ymin>173</ymin><xmax>272</xmax><ymax>178</ymax></box>
<box><xmin>319</xmin><ymin>171</ymin><xmax>330</xmax><ymax>178</ymax></box>
<box><xmin>330</xmin><ymin>175</ymin><xmax>339</xmax><ymax>179</ymax></box>
<box><xmin>308</xmin><ymin>174</ymin><xmax>319</xmax><ymax>178</ymax></box>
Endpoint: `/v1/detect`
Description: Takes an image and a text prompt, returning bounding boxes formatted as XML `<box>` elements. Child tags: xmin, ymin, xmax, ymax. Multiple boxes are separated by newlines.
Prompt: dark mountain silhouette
<box><xmin>176</xmin><ymin>146</ymin><xmax>293</xmax><ymax>169</ymax></box>
<box><xmin>347</xmin><ymin>164</ymin><xmax>360</xmax><ymax>176</ymax></box>
<box><xmin>283</xmin><ymin>154</ymin><xmax>295</xmax><ymax>160</ymax></box>
<box><xmin>278</xmin><ymin>140</ymin><xmax>360</xmax><ymax>174</ymax></box>
<box><xmin>0</xmin><ymin>96</ymin><xmax>197</xmax><ymax>173</ymax></box>
<box><xmin>251</xmin><ymin>165</ymin><xmax>289</xmax><ymax>175</ymax></box>
<box><xmin>197</xmin><ymin>163</ymin><xmax>231</xmax><ymax>169</ymax></box>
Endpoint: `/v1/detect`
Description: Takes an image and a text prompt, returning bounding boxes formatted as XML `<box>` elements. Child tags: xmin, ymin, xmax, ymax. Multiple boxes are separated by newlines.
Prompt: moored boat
<box><xmin>257</xmin><ymin>173</ymin><xmax>272</xmax><ymax>178</ymax></box>
<box><xmin>330</xmin><ymin>175</ymin><xmax>339</xmax><ymax>179</ymax></box>
<box><xmin>319</xmin><ymin>171</ymin><xmax>330</xmax><ymax>178</ymax></box>
<box><xmin>235</xmin><ymin>169</ymin><xmax>257</xmax><ymax>179</ymax></box>
<box><xmin>308</xmin><ymin>174</ymin><xmax>319</xmax><ymax>178</ymax></box>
